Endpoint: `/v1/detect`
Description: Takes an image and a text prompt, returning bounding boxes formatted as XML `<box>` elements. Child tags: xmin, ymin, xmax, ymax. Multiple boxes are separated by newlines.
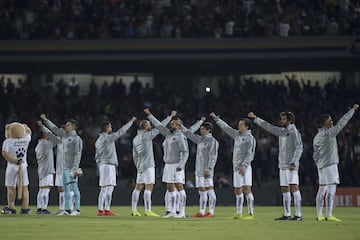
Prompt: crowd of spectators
<box><xmin>0</xmin><ymin>0</ymin><xmax>360</xmax><ymax>40</ymax></box>
<box><xmin>0</xmin><ymin>74</ymin><xmax>359</xmax><ymax>190</ymax></box>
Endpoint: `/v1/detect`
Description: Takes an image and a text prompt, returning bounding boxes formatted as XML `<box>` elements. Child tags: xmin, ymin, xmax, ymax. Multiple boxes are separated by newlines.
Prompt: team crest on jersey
<box><xmin>172</xmin><ymin>137</ymin><xmax>176</xmax><ymax>141</ymax></box>
<box><xmin>241</xmin><ymin>138</ymin><xmax>245</xmax><ymax>141</ymax></box>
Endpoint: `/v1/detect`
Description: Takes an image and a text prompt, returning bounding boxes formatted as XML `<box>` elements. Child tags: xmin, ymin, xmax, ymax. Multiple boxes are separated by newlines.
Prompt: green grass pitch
<box><xmin>1</xmin><ymin>206</ymin><xmax>359</xmax><ymax>240</ymax></box>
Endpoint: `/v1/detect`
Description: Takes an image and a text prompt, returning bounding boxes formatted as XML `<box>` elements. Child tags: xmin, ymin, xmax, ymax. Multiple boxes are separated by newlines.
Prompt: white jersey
<box><xmin>2</xmin><ymin>134</ymin><xmax>31</xmax><ymax>167</ymax></box>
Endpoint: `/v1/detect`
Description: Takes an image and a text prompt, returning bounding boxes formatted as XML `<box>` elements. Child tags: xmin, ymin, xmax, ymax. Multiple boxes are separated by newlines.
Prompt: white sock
<box><xmin>316</xmin><ymin>185</ymin><xmax>327</xmax><ymax>217</ymax></box>
<box><xmin>246</xmin><ymin>193</ymin><xmax>254</xmax><ymax>215</ymax></box>
<box><xmin>179</xmin><ymin>190</ymin><xmax>187</xmax><ymax>216</ymax></box>
<box><xmin>175</xmin><ymin>189</ymin><xmax>180</xmax><ymax>213</ymax></box>
<box><xmin>105</xmin><ymin>186</ymin><xmax>114</xmax><ymax>211</ymax></box>
<box><xmin>207</xmin><ymin>189</ymin><xmax>216</xmax><ymax>215</ymax></box>
<box><xmin>98</xmin><ymin>188</ymin><xmax>106</xmax><ymax>211</ymax></box>
<box><xmin>144</xmin><ymin>189</ymin><xmax>152</xmax><ymax>212</ymax></box>
<box><xmin>37</xmin><ymin>189</ymin><xmax>43</xmax><ymax>209</ymax></box>
<box><xmin>199</xmin><ymin>191</ymin><xmax>207</xmax><ymax>214</ymax></box>
<box><xmin>167</xmin><ymin>191</ymin><xmax>176</xmax><ymax>214</ymax></box>
<box><xmin>165</xmin><ymin>190</ymin><xmax>170</xmax><ymax>212</ymax></box>
<box><xmin>292</xmin><ymin>190</ymin><xmax>302</xmax><ymax>217</ymax></box>
<box><xmin>59</xmin><ymin>192</ymin><xmax>65</xmax><ymax>210</ymax></box>
<box><xmin>326</xmin><ymin>185</ymin><xmax>336</xmax><ymax>217</ymax></box>
<box><xmin>283</xmin><ymin>192</ymin><xmax>291</xmax><ymax>217</ymax></box>
<box><xmin>236</xmin><ymin>194</ymin><xmax>244</xmax><ymax>214</ymax></box>
<box><xmin>42</xmin><ymin>188</ymin><xmax>50</xmax><ymax>209</ymax></box>
<box><xmin>132</xmin><ymin>189</ymin><xmax>140</xmax><ymax>211</ymax></box>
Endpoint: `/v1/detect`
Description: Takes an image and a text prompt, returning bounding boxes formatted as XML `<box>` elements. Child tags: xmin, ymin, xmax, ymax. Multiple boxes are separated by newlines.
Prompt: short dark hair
<box><xmin>201</xmin><ymin>122</ymin><xmax>213</xmax><ymax>132</ymax></box>
<box><xmin>100</xmin><ymin>121</ymin><xmax>110</xmax><ymax>132</ymax></box>
<box><xmin>319</xmin><ymin>114</ymin><xmax>331</xmax><ymax>127</ymax></box>
<box><xmin>280</xmin><ymin>111</ymin><xmax>295</xmax><ymax>124</ymax></box>
<box><xmin>240</xmin><ymin>118</ymin><xmax>252</xmax><ymax>129</ymax></box>
<box><xmin>172</xmin><ymin>116</ymin><xmax>183</xmax><ymax>125</ymax></box>
<box><xmin>68</xmin><ymin>119</ymin><xmax>79</xmax><ymax>129</ymax></box>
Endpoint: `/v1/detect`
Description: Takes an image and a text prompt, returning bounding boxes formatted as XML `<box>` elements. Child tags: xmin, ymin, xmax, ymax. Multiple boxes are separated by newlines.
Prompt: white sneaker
<box><xmin>174</xmin><ymin>213</ymin><xmax>186</xmax><ymax>218</ymax></box>
<box><xmin>56</xmin><ymin>210</ymin><xmax>66</xmax><ymax>216</ymax></box>
<box><xmin>162</xmin><ymin>212</ymin><xmax>176</xmax><ymax>218</ymax></box>
<box><xmin>70</xmin><ymin>210</ymin><xmax>80</xmax><ymax>216</ymax></box>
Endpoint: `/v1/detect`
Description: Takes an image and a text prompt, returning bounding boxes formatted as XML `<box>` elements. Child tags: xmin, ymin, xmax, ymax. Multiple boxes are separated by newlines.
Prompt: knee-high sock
<box><xmin>207</xmin><ymin>189</ymin><xmax>216</xmax><ymax>215</ymax></box>
<box><xmin>59</xmin><ymin>192</ymin><xmax>65</xmax><ymax>210</ymax></box>
<box><xmin>326</xmin><ymin>185</ymin><xmax>336</xmax><ymax>217</ymax></box>
<box><xmin>105</xmin><ymin>186</ymin><xmax>114</xmax><ymax>210</ymax></box>
<box><xmin>98</xmin><ymin>187</ymin><xmax>106</xmax><ymax>211</ymax></box>
<box><xmin>316</xmin><ymin>186</ymin><xmax>327</xmax><ymax>217</ymax></box>
<box><xmin>37</xmin><ymin>189</ymin><xmax>43</xmax><ymax>209</ymax></box>
<box><xmin>199</xmin><ymin>191</ymin><xmax>208</xmax><ymax>214</ymax></box>
<box><xmin>179</xmin><ymin>189</ymin><xmax>187</xmax><ymax>216</ymax></box>
<box><xmin>42</xmin><ymin>188</ymin><xmax>50</xmax><ymax>209</ymax></box>
<box><xmin>175</xmin><ymin>189</ymin><xmax>180</xmax><ymax>213</ymax></box>
<box><xmin>283</xmin><ymin>192</ymin><xmax>291</xmax><ymax>217</ymax></box>
<box><xmin>236</xmin><ymin>193</ymin><xmax>244</xmax><ymax>214</ymax></box>
<box><xmin>167</xmin><ymin>191</ymin><xmax>176</xmax><ymax>214</ymax></box>
<box><xmin>246</xmin><ymin>193</ymin><xmax>254</xmax><ymax>215</ymax></box>
<box><xmin>71</xmin><ymin>183</ymin><xmax>81</xmax><ymax>211</ymax></box>
<box><xmin>164</xmin><ymin>190</ymin><xmax>170</xmax><ymax>212</ymax></box>
<box><xmin>132</xmin><ymin>189</ymin><xmax>140</xmax><ymax>211</ymax></box>
<box><xmin>292</xmin><ymin>190</ymin><xmax>302</xmax><ymax>217</ymax></box>
<box><xmin>316</xmin><ymin>185</ymin><xmax>327</xmax><ymax>217</ymax></box>
<box><xmin>70</xmin><ymin>190</ymin><xmax>75</xmax><ymax>210</ymax></box>
<box><xmin>144</xmin><ymin>189</ymin><xmax>152</xmax><ymax>211</ymax></box>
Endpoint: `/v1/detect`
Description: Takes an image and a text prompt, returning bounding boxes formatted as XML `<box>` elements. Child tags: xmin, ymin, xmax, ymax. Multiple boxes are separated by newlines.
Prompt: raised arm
<box><xmin>248</xmin><ymin>112</ymin><xmax>282</xmax><ymax>137</ymax></box>
<box><xmin>327</xmin><ymin>104</ymin><xmax>358</xmax><ymax>137</ymax></box>
<box><xmin>181</xmin><ymin>125</ymin><xmax>201</xmax><ymax>144</ymax></box>
<box><xmin>210</xmin><ymin>112</ymin><xmax>238</xmax><ymax>139</ymax></box>
<box><xmin>107</xmin><ymin>117</ymin><xmax>137</xmax><ymax>142</ymax></box>
<box><xmin>188</xmin><ymin>117</ymin><xmax>205</xmax><ymax>133</ymax></box>
<box><xmin>144</xmin><ymin>108</ymin><xmax>171</xmax><ymax>136</ymax></box>
<box><xmin>40</xmin><ymin>113</ymin><xmax>66</xmax><ymax>138</ymax></box>
<box><xmin>37</xmin><ymin>121</ymin><xmax>61</xmax><ymax>145</ymax></box>
<box><xmin>145</xmin><ymin>110</ymin><xmax>177</xmax><ymax>140</ymax></box>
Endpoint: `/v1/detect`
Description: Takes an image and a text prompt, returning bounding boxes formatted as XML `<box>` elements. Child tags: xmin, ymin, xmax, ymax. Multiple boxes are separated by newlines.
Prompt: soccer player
<box><xmin>131</xmin><ymin>110</ymin><xmax>177</xmax><ymax>217</ymax></box>
<box><xmin>41</xmin><ymin>114</ymin><xmax>83</xmax><ymax>216</ymax></box>
<box><xmin>182</xmin><ymin>119</ymin><xmax>219</xmax><ymax>218</ymax></box>
<box><xmin>95</xmin><ymin>117</ymin><xmax>137</xmax><ymax>216</ymax></box>
<box><xmin>53</xmin><ymin>124</ymin><xmax>67</xmax><ymax>215</ymax></box>
<box><xmin>145</xmin><ymin>108</ymin><xmax>189</xmax><ymax>218</ymax></box>
<box><xmin>313</xmin><ymin>104</ymin><xmax>359</xmax><ymax>221</ymax></box>
<box><xmin>1</xmin><ymin>123</ymin><xmax>32</xmax><ymax>214</ymax></box>
<box><xmin>248</xmin><ymin>111</ymin><xmax>303</xmax><ymax>221</ymax></box>
<box><xmin>35</xmin><ymin>121</ymin><xmax>61</xmax><ymax>214</ymax></box>
<box><xmin>211</xmin><ymin>113</ymin><xmax>256</xmax><ymax>220</ymax></box>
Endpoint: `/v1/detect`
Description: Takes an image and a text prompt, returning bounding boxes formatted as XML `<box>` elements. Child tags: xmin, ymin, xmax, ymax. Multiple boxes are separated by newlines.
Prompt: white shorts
<box><xmin>39</xmin><ymin>174</ymin><xmax>54</xmax><ymax>187</ymax></box>
<box><xmin>5</xmin><ymin>164</ymin><xmax>29</xmax><ymax>187</ymax></box>
<box><xmin>279</xmin><ymin>169</ymin><xmax>299</xmax><ymax>186</ymax></box>
<box><xmin>55</xmin><ymin>173</ymin><xmax>63</xmax><ymax>187</ymax></box>
<box><xmin>195</xmin><ymin>176</ymin><xmax>214</xmax><ymax>188</ymax></box>
<box><xmin>136</xmin><ymin>167</ymin><xmax>155</xmax><ymax>185</ymax></box>
<box><xmin>98</xmin><ymin>164</ymin><xmax>117</xmax><ymax>187</ymax></box>
<box><xmin>162</xmin><ymin>163</ymin><xmax>185</xmax><ymax>184</ymax></box>
<box><xmin>233</xmin><ymin>166</ymin><xmax>252</xmax><ymax>188</ymax></box>
<box><xmin>318</xmin><ymin>164</ymin><xmax>339</xmax><ymax>185</ymax></box>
